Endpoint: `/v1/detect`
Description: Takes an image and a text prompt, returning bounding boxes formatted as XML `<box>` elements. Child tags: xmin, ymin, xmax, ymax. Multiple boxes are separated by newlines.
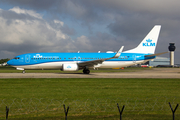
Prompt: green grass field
<box><xmin>0</xmin><ymin>78</ymin><xmax>180</xmax><ymax>119</ymax></box>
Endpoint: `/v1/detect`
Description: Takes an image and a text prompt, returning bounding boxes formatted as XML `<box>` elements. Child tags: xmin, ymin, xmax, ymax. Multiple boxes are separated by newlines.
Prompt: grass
<box><xmin>0</xmin><ymin>78</ymin><xmax>180</xmax><ymax>119</ymax></box>
<box><xmin>1</xmin><ymin>78</ymin><xmax>179</xmax><ymax>99</ymax></box>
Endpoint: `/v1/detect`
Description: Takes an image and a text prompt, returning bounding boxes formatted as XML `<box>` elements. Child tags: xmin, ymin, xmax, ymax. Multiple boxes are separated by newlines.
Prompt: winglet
<box><xmin>113</xmin><ymin>46</ymin><xmax>124</xmax><ymax>58</ymax></box>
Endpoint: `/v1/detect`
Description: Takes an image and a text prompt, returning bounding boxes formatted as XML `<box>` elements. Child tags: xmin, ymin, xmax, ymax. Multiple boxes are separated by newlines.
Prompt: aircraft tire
<box><xmin>83</xmin><ymin>69</ymin><xmax>90</xmax><ymax>74</ymax></box>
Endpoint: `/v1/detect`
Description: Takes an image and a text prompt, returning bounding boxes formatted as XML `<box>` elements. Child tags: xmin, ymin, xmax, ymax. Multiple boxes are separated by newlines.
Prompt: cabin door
<box><xmin>25</xmin><ymin>55</ymin><xmax>31</xmax><ymax>63</ymax></box>
<box><xmin>133</xmin><ymin>55</ymin><xmax>136</xmax><ymax>63</ymax></box>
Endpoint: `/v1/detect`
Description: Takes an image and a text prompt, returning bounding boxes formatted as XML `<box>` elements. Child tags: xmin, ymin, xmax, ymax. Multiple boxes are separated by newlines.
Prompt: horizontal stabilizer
<box><xmin>145</xmin><ymin>52</ymin><xmax>169</xmax><ymax>57</ymax></box>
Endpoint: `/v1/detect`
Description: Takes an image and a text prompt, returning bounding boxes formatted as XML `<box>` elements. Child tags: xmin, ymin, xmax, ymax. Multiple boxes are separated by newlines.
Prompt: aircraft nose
<box><xmin>7</xmin><ymin>60</ymin><xmax>13</xmax><ymax>65</ymax></box>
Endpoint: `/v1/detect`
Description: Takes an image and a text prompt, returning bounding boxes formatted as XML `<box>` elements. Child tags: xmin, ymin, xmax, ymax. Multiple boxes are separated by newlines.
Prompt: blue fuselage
<box><xmin>7</xmin><ymin>52</ymin><xmax>155</xmax><ymax>70</ymax></box>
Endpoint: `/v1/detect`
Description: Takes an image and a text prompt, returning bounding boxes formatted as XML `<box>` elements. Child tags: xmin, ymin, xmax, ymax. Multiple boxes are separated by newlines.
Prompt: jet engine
<box><xmin>62</xmin><ymin>63</ymin><xmax>79</xmax><ymax>71</ymax></box>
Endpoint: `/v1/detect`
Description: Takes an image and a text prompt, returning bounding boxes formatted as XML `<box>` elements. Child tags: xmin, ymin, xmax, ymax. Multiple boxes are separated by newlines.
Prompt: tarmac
<box><xmin>0</xmin><ymin>68</ymin><xmax>180</xmax><ymax>78</ymax></box>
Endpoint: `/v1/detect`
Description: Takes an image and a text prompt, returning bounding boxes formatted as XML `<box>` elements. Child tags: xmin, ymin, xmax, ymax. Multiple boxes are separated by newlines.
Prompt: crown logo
<box><xmin>67</xmin><ymin>65</ymin><xmax>71</xmax><ymax>68</ymax></box>
<box><xmin>33</xmin><ymin>54</ymin><xmax>43</xmax><ymax>58</ymax></box>
<box><xmin>146</xmin><ymin>39</ymin><xmax>152</xmax><ymax>42</ymax></box>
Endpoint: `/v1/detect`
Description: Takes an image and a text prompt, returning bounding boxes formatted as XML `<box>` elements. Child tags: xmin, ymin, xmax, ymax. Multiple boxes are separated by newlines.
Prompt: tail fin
<box><xmin>124</xmin><ymin>25</ymin><xmax>161</xmax><ymax>54</ymax></box>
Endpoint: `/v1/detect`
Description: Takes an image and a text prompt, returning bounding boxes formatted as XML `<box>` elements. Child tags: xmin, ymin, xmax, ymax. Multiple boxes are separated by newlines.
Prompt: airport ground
<box><xmin>0</xmin><ymin>67</ymin><xmax>180</xmax><ymax>78</ymax></box>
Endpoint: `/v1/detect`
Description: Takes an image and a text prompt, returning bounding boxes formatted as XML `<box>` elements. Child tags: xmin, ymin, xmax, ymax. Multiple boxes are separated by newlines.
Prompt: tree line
<box><xmin>0</xmin><ymin>58</ymin><xmax>10</xmax><ymax>64</ymax></box>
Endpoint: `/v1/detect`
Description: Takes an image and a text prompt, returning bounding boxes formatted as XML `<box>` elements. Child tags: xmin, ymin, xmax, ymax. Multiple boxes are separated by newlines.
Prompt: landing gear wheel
<box><xmin>22</xmin><ymin>70</ymin><xmax>25</xmax><ymax>74</ymax></box>
<box><xmin>83</xmin><ymin>69</ymin><xmax>90</xmax><ymax>74</ymax></box>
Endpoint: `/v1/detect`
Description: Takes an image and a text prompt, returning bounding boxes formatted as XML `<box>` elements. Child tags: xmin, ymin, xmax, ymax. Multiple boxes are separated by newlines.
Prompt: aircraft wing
<box><xmin>78</xmin><ymin>58</ymin><xmax>108</xmax><ymax>68</ymax></box>
<box><xmin>145</xmin><ymin>51</ymin><xmax>169</xmax><ymax>57</ymax></box>
<box><xmin>78</xmin><ymin>46</ymin><xmax>124</xmax><ymax>68</ymax></box>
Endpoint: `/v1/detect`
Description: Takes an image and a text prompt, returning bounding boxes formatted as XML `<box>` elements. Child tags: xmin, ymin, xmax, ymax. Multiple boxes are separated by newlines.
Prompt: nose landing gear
<box><xmin>22</xmin><ymin>70</ymin><xmax>25</xmax><ymax>74</ymax></box>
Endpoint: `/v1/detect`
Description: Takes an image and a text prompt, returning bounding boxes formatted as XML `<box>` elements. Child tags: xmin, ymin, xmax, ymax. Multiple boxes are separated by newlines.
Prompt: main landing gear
<box><xmin>83</xmin><ymin>69</ymin><xmax>90</xmax><ymax>74</ymax></box>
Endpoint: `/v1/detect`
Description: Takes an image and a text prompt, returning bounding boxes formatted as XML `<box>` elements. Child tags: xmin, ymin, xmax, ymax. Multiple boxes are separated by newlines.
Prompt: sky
<box><xmin>0</xmin><ymin>0</ymin><xmax>179</xmax><ymax>63</ymax></box>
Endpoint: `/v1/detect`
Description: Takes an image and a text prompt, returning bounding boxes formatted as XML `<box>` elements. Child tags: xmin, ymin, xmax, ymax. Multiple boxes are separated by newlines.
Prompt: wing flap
<box><xmin>78</xmin><ymin>59</ymin><xmax>104</xmax><ymax>67</ymax></box>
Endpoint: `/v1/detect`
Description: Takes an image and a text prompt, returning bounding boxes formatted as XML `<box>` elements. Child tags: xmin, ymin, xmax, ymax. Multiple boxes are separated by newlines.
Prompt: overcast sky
<box><xmin>0</xmin><ymin>0</ymin><xmax>179</xmax><ymax>63</ymax></box>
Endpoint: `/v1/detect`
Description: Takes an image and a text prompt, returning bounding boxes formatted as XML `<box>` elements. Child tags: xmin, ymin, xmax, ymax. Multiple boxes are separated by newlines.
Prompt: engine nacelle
<box><xmin>62</xmin><ymin>63</ymin><xmax>79</xmax><ymax>71</ymax></box>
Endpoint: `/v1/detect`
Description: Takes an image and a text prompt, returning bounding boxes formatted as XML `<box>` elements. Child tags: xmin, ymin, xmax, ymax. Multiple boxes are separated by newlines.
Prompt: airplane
<box><xmin>7</xmin><ymin>25</ymin><xmax>168</xmax><ymax>74</ymax></box>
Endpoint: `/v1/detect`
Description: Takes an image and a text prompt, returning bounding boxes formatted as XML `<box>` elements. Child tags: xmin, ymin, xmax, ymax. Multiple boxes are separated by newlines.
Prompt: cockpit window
<box><xmin>14</xmin><ymin>57</ymin><xmax>20</xmax><ymax>60</ymax></box>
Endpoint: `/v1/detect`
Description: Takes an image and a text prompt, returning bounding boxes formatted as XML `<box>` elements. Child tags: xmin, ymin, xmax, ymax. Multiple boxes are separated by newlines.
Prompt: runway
<box><xmin>0</xmin><ymin>68</ymin><xmax>180</xmax><ymax>78</ymax></box>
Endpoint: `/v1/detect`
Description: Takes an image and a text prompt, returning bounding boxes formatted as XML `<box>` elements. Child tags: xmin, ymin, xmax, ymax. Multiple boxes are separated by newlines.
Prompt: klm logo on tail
<box><xmin>143</xmin><ymin>39</ymin><xmax>155</xmax><ymax>47</ymax></box>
